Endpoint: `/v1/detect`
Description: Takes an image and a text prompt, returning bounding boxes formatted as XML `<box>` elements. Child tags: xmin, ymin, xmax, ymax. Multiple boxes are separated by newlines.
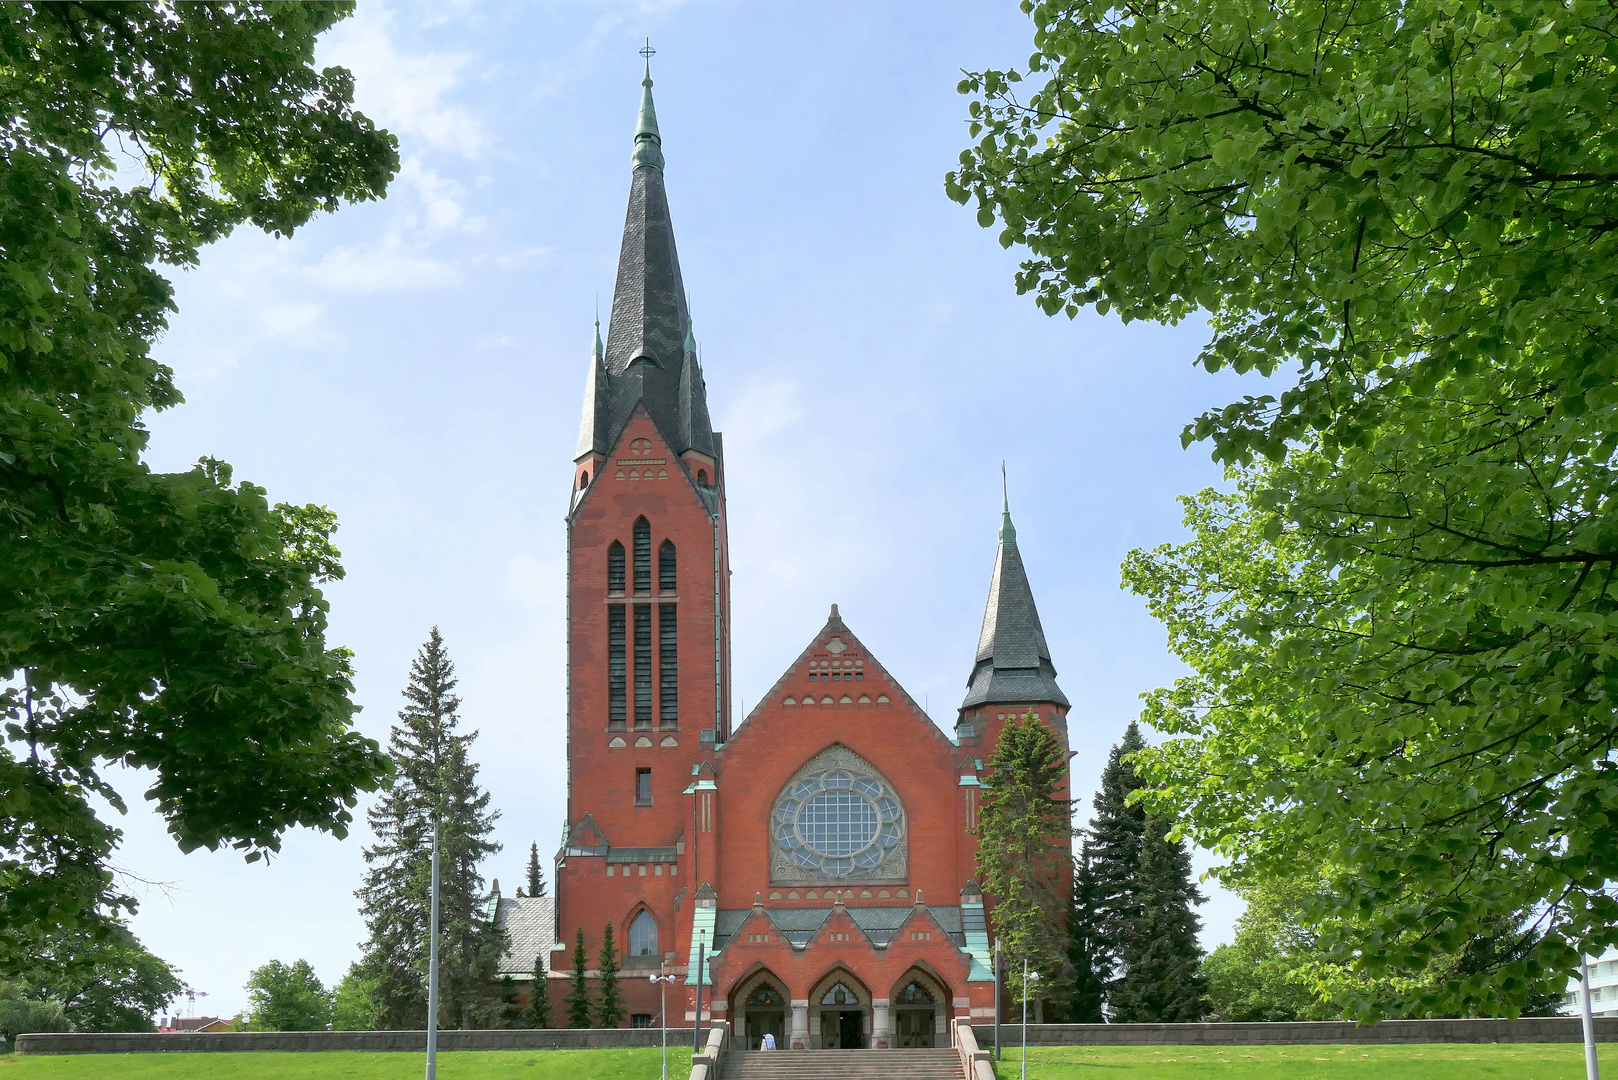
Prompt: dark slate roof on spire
<box><xmin>575</xmin><ymin>66</ymin><xmax>716</xmax><ymax>462</ymax></box>
<box><xmin>960</xmin><ymin>507</ymin><xmax>1069</xmax><ymax>711</ymax></box>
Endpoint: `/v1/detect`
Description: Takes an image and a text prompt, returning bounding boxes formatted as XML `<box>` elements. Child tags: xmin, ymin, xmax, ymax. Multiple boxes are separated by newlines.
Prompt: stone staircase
<box><xmin>723</xmin><ymin>1048</ymin><xmax>963</xmax><ymax>1080</ymax></box>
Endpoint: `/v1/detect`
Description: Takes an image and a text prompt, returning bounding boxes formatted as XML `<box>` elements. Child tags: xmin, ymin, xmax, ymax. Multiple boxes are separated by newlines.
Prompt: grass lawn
<box><xmin>0</xmin><ymin>1047</ymin><xmax>692</xmax><ymax>1079</ymax></box>
<box><xmin>990</xmin><ymin>1043</ymin><xmax>1618</xmax><ymax>1079</ymax></box>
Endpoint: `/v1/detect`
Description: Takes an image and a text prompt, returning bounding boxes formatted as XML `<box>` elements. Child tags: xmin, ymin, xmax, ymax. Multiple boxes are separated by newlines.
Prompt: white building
<box><xmin>1562</xmin><ymin>946</ymin><xmax>1618</xmax><ymax>1017</ymax></box>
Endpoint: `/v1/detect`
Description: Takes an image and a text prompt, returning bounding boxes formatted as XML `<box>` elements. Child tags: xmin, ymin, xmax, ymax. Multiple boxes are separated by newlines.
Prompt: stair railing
<box><xmin>953</xmin><ymin>1017</ymin><xmax>995</xmax><ymax>1080</ymax></box>
<box><xmin>690</xmin><ymin>1019</ymin><xmax>729</xmax><ymax>1080</ymax></box>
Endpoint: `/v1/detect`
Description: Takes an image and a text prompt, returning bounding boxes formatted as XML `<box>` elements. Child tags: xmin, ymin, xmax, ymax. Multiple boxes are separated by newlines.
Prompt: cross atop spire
<box><xmin>632</xmin><ymin>40</ymin><xmax>664</xmax><ymax>171</ymax></box>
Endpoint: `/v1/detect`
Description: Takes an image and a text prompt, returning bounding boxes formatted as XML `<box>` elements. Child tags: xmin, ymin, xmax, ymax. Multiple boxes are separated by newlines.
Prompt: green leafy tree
<box><xmin>955</xmin><ymin>0</ymin><xmax>1618</xmax><ymax>1016</ymax></box>
<box><xmin>1110</xmin><ymin>817</ymin><xmax>1208</xmax><ymax>1022</ymax></box>
<box><xmin>525</xmin><ymin>842</ymin><xmax>547</xmax><ymax>899</ymax></box>
<box><xmin>975</xmin><ymin>712</ymin><xmax>1074</xmax><ymax>1014</ymax></box>
<box><xmin>1063</xmin><ymin>845</ymin><xmax>1105</xmax><ymax>1023</ymax></box>
<box><xmin>244</xmin><ymin>959</ymin><xmax>332</xmax><ymax>1032</ymax></box>
<box><xmin>19</xmin><ymin>917</ymin><xmax>182</xmax><ymax>1033</ymax></box>
<box><xmin>596</xmin><ymin>922</ymin><xmax>624</xmax><ymax>1029</ymax></box>
<box><xmin>566</xmin><ymin>929</ymin><xmax>592</xmax><ymax>1029</ymax></box>
<box><xmin>0</xmin><ymin>0</ymin><xmax>397</xmax><ymax>973</ymax></box>
<box><xmin>0</xmin><ymin>983</ymin><xmax>67</xmax><ymax>1046</ymax></box>
<box><xmin>1204</xmin><ymin>876</ymin><xmax>1338</xmax><ymax>1023</ymax></box>
<box><xmin>330</xmin><ymin>965</ymin><xmax>383</xmax><ymax>1031</ymax></box>
<box><xmin>1085</xmin><ymin>723</ymin><xmax>1148</xmax><ymax>1002</ymax></box>
<box><xmin>525</xmin><ymin>955</ymin><xmax>552</xmax><ymax>1030</ymax></box>
<box><xmin>356</xmin><ymin>629</ymin><xmax>504</xmax><ymax>1029</ymax></box>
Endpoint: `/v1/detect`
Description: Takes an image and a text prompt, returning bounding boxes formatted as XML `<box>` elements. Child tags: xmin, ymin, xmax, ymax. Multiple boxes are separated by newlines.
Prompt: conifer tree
<box><xmin>596</xmin><ymin>922</ymin><xmax>624</xmax><ymax>1028</ymax></box>
<box><xmin>356</xmin><ymin>629</ymin><xmax>505</xmax><ymax>1029</ymax></box>
<box><xmin>566</xmin><ymin>929</ymin><xmax>592</xmax><ymax>1028</ymax></box>
<box><xmin>1110</xmin><ymin>816</ymin><xmax>1208</xmax><ymax>1022</ymax></box>
<box><xmin>525</xmin><ymin>955</ymin><xmax>552</xmax><ymax>1029</ymax></box>
<box><xmin>975</xmin><ymin>711</ymin><xmax>1074</xmax><ymax>1012</ymax></box>
<box><xmin>499</xmin><ymin>975</ymin><xmax>522</xmax><ymax>1029</ymax></box>
<box><xmin>525</xmin><ymin>842</ymin><xmax>547</xmax><ymax>899</ymax></box>
<box><xmin>1064</xmin><ymin>843</ymin><xmax>1106</xmax><ymax>1023</ymax></box>
<box><xmin>1086</xmin><ymin>722</ymin><xmax>1149</xmax><ymax>997</ymax></box>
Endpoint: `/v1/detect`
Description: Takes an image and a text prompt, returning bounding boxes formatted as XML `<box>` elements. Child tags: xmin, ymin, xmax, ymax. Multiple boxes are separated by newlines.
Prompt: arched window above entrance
<box><xmin>629</xmin><ymin>910</ymin><xmax>658</xmax><ymax>957</ymax></box>
<box><xmin>821</xmin><ymin>983</ymin><xmax>856</xmax><ymax>1007</ymax></box>
<box><xmin>747</xmin><ymin>984</ymin><xmax>783</xmax><ymax>1008</ymax></box>
<box><xmin>898</xmin><ymin>981</ymin><xmax>933</xmax><ymax>1005</ymax></box>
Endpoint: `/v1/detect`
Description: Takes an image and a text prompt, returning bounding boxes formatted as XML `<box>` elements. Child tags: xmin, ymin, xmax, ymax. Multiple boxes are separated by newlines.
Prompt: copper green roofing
<box><xmin>631</xmin><ymin>61</ymin><xmax>664</xmax><ymax>171</ymax></box>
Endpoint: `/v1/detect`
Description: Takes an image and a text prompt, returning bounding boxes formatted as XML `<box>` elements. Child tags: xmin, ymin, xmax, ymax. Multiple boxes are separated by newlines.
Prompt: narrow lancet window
<box><xmin>608</xmin><ymin>541</ymin><xmax>625</xmax><ymax>593</ymax></box>
<box><xmin>659</xmin><ymin>605</ymin><xmax>678</xmax><ymax>728</ymax></box>
<box><xmin>629</xmin><ymin>910</ymin><xmax>658</xmax><ymax>957</ymax></box>
<box><xmin>634</xmin><ymin>604</ymin><xmax>652</xmax><ymax>727</ymax></box>
<box><xmin>633</xmin><ymin>517</ymin><xmax>651</xmax><ymax>592</ymax></box>
<box><xmin>659</xmin><ymin>539</ymin><xmax>676</xmax><ymax>592</ymax></box>
<box><xmin>608</xmin><ymin>606</ymin><xmax>626</xmax><ymax>728</ymax></box>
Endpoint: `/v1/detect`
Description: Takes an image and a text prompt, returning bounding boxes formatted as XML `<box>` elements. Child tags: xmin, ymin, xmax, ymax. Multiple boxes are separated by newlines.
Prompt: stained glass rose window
<box><xmin>773</xmin><ymin>769</ymin><xmax>904</xmax><ymax>878</ymax></box>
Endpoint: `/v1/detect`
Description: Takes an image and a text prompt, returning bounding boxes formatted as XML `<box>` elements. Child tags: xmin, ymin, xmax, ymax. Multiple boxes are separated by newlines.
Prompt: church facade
<box><xmin>546</xmin><ymin>68</ymin><xmax>1073</xmax><ymax>1050</ymax></box>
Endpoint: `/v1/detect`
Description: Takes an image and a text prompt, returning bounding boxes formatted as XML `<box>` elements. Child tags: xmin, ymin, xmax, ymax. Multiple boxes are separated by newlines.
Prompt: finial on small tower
<box><xmin>999</xmin><ymin>463</ymin><xmax>1017</xmax><ymax>545</ymax></box>
<box><xmin>593</xmin><ymin>297</ymin><xmax>604</xmax><ymax>358</ymax></box>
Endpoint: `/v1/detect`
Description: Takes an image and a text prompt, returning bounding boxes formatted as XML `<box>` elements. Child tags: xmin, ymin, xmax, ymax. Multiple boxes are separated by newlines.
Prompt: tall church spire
<box><xmin>575</xmin><ymin>55</ymin><xmax>715</xmax><ymax>464</ymax></box>
<box><xmin>960</xmin><ymin>492</ymin><xmax>1069</xmax><ymax>712</ymax></box>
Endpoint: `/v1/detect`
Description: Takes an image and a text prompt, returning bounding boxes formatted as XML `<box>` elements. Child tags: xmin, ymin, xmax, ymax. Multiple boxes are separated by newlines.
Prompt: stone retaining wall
<box><xmin>16</xmin><ymin>1027</ymin><xmax>682</xmax><ymax>1055</ymax></box>
<box><xmin>972</xmin><ymin>1018</ymin><xmax>1618</xmax><ymax>1046</ymax></box>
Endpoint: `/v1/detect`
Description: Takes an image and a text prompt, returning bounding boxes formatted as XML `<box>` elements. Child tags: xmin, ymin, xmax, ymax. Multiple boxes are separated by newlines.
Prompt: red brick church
<box><xmin>529</xmin><ymin>65</ymin><xmax>1073</xmax><ymax>1050</ymax></box>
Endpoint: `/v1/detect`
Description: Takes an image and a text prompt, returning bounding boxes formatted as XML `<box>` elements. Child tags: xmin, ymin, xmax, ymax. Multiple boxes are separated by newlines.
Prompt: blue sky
<box><xmin>111</xmin><ymin>0</ymin><xmax>1271</xmax><ymax>1019</ymax></box>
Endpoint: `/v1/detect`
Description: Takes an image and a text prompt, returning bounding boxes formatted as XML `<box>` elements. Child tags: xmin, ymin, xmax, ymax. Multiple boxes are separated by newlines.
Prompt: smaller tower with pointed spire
<box><xmin>955</xmin><ymin>476</ymin><xmax>1071</xmax><ymax>753</ymax></box>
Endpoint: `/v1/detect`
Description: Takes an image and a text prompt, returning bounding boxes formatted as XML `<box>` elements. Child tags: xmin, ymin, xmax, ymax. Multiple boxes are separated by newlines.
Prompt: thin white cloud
<box><xmin>322</xmin><ymin>3</ymin><xmax>489</xmax><ymax>158</ymax></box>
<box><xmin>309</xmin><ymin>235</ymin><xmax>461</xmax><ymax>295</ymax></box>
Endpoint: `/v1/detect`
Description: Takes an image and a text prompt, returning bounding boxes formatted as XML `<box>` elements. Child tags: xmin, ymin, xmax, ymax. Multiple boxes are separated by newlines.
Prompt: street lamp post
<box><xmin>650</xmin><ymin>969</ymin><xmax>678</xmax><ymax>1080</ymax></box>
<box><xmin>426</xmin><ymin>814</ymin><xmax>441</xmax><ymax>1080</ymax></box>
<box><xmin>993</xmin><ymin>938</ymin><xmax>1002</xmax><ymax>1063</ymax></box>
<box><xmin>1021</xmin><ymin>963</ymin><xmax>1039</xmax><ymax>1080</ymax></box>
<box><xmin>693</xmin><ymin>933</ymin><xmax>707</xmax><ymax>1055</ymax></box>
<box><xmin>1581</xmin><ymin>954</ymin><xmax>1601</xmax><ymax>1080</ymax></box>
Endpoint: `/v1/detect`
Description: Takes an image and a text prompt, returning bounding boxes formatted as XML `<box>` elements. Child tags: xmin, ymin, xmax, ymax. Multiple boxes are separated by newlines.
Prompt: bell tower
<box><xmin>556</xmin><ymin>59</ymin><xmax>731</xmax><ymax>994</ymax></box>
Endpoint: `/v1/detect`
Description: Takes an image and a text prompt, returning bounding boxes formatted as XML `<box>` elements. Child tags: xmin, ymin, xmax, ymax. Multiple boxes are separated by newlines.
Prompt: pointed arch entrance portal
<box><xmin>808</xmin><ymin>969</ymin><xmax>870</xmax><ymax>1049</ymax></box>
<box><xmin>891</xmin><ymin>969</ymin><xmax>949</xmax><ymax>1048</ymax></box>
<box><xmin>731</xmin><ymin>969</ymin><xmax>787</xmax><ymax>1050</ymax></box>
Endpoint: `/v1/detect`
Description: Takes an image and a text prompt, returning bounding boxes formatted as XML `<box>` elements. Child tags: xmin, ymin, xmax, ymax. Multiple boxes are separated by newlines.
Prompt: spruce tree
<box><xmin>526</xmin><ymin>842</ymin><xmax>547</xmax><ymax>898</ymax></box>
<box><xmin>1064</xmin><ymin>842</ymin><xmax>1106</xmax><ymax>1023</ymax></box>
<box><xmin>1110</xmin><ymin>815</ymin><xmax>1208</xmax><ymax>1023</ymax></box>
<box><xmin>566</xmin><ymin>929</ymin><xmax>593</xmax><ymax>1028</ymax></box>
<box><xmin>596</xmin><ymin>922</ymin><xmax>624</xmax><ymax>1028</ymax></box>
<box><xmin>500</xmin><ymin>975</ymin><xmax>522</xmax><ymax>1029</ymax></box>
<box><xmin>356</xmin><ymin>629</ymin><xmax>505</xmax><ymax>1029</ymax></box>
<box><xmin>525</xmin><ymin>955</ymin><xmax>552</xmax><ymax>1029</ymax></box>
<box><xmin>975</xmin><ymin>711</ymin><xmax>1074</xmax><ymax>1012</ymax></box>
<box><xmin>1086</xmin><ymin>722</ymin><xmax>1149</xmax><ymax>998</ymax></box>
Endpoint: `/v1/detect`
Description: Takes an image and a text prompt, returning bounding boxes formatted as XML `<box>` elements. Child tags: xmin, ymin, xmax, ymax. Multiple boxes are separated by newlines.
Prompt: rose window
<box><xmin>773</xmin><ymin>769</ymin><xmax>904</xmax><ymax>878</ymax></box>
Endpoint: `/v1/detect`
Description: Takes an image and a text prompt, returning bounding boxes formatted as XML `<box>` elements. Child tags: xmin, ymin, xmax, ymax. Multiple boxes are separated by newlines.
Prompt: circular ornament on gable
<box><xmin>772</xmin><ymin>769</ymin><xmax>903</xmax><ymax>878</ymax></box>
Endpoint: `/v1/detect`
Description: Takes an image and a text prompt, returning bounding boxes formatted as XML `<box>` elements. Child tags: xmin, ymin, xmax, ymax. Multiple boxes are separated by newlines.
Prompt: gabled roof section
<box><xmin>494</xmin><ymin>895</ymin><xmax>557</xmax><ymax>976</ymax></box>
<box><xmin>574</xmin><ymin>63</ymin><xmax>717</xmax><ymax>464</ymax></box>
<box><xmin>730</xmin><ymin>604</ymin><xmax>955</xmax><ymax>749</ymax></box>
<box><xmin>960</xmin><ymin>497</ymin><xmax>1070</xmax><ymax>711</ymax></box>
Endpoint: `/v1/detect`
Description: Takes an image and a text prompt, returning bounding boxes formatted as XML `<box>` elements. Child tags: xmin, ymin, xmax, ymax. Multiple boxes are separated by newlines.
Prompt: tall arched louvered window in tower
<box><xmin>658</xmin><ymin>539</ymin><xmax>678</xmax><ymax>728</ymax></box>
<box><xmin>633</xmin><ymin>517</ymin><xmax>651</xmax><ymax>593</ymax></box>
<box><xmin>659</xmin><ymin>539</ymin><xmax>676</xmax><ymax>592</ymax></box>
<box><xmin>607</xmin><ymin>540</ymin><xmax>625</xmax><ymax>593</ymax></box>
